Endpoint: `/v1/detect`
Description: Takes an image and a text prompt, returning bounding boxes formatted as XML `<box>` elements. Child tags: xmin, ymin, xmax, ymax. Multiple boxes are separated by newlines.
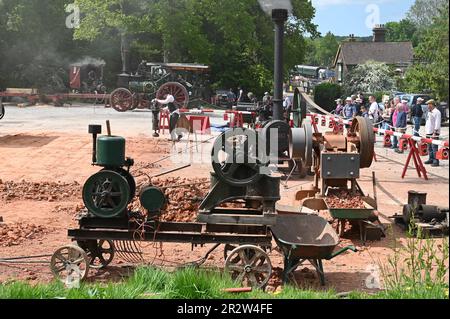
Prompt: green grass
<box><xmin>0</xmin><ymin>266</ymin><xmax>447</xmax><ymax>299</ymax></box>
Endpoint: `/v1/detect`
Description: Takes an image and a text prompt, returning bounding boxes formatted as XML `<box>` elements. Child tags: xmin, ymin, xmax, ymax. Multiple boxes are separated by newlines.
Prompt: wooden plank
<box><xmin>6</xmin><ymin>88</ymin><xmax>38</xmax><ymax>94</ymax></box>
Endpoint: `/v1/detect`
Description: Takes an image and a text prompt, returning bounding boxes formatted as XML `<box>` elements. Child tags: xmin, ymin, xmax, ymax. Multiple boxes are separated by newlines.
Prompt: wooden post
<box><xmin>106</xmin><ymin>120</ymin><xmax>112</xmax><ymax>136</ymax></box>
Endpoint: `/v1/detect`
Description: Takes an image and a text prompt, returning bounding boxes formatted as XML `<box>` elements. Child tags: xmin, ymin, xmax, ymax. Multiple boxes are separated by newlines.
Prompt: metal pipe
<box><xmin>272</xmin><ymin>9</ymin><xmax>288</xmax><ymax>121</ymax></box>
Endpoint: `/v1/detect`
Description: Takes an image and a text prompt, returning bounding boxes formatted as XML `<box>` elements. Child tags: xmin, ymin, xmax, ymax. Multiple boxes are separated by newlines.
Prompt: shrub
<box><xmin>313</xmin><ymin>83</ymin><xmax>342</xmax><ymax>112</ymax></box>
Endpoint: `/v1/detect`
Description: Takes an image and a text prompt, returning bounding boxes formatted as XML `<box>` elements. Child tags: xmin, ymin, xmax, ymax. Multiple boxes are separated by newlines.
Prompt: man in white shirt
<box><xmin>424</xmin><ymin>99</ymin><xmax>442</xmax><ymax>167</ymax></box>
<box><xmin>368</xmin><ymin>96</ymin><xmax>380</xmax><ymax>124</ymax></box>
<box><xmin>153</xmin><ymin>93</ymin><xmax>181</xmax><ymax>141</ymax></box>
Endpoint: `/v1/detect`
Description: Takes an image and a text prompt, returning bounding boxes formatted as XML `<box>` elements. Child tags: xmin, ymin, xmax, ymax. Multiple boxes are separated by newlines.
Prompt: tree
<box><xmin>73</xmin><ymin>0</ymin><xmax>318</xmax><ymax>96</ymax></box>
<box><xmin>304</xmin><ymin>32</ymin><xmax>339</xmax><ymax>67</ymax></box>
<box><xmin>344</xmin><ymin>61</ymin><xmax>396</xmax><ymax>95</ymax></box>
<box><xmin>385</xmin><ymin>20</ymin><xmax>418</xmax><ymax>46</ymax></box>
<box><xmin>406</xmin><ymin>0</ymin><xmax>447</xmax><ymax>29</ymax></box>
<box><xmin>403</xmin><ymin>3</ymin><xmax>449</xmax><ymax>102</ymax></box>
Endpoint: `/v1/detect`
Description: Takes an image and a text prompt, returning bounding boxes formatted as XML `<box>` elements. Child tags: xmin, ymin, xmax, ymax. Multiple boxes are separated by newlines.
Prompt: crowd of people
<box><xmin>334</xmin><ymin>94</ymin><xmax>442</xmax><ymax>167</ymax></box>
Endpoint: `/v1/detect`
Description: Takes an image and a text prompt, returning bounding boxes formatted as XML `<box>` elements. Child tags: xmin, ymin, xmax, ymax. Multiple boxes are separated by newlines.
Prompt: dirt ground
<box><xmin>0</xmin><ymin>105</ymin><xmax>449</xmax><ymax>293</ymax></box>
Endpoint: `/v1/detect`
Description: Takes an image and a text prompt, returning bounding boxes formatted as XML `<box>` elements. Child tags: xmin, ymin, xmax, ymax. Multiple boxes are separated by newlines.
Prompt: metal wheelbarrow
<box><xmin>271</xmin><ymin>214</ymin><xmax>357</xmax><ymax>286</ymax></box>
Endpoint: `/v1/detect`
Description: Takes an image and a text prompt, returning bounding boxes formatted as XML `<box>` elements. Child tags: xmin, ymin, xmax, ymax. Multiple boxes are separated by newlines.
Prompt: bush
<box><xmin>313</xmin><ymin>83</ymin><xmax>342</xmax><ymax>112</ymax></box>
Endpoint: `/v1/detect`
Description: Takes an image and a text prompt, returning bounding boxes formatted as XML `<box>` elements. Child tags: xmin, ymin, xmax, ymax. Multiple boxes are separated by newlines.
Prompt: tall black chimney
<box><xmin>272</xmin><ymin>9</ymin><xmax>288</xmax><ymax>121</ymax></box>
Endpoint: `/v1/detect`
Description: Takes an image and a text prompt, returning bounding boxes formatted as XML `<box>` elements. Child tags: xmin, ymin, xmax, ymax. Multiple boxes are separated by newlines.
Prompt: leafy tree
<box><xmin>304</xmin><ymin>32</ymin><xmax>339</xmax><ymax>67</ymax></box>
<box><xmin>403</xmin><ymin>3</ymin><xmax>449</xmax><ymax>102</ymax></box>
<box><xmin>406</xmin><ymin>0</ymin><xmax>447</xmax><ymax>29</ymax></box>
<box><xmin>385</xmin><ymin>20</ymin><xmax>419</xmax><ymax>46</ymax></box>
<box><xmin>343</xmin><ymin>61</ymin><xmax>396</xmax><ymax>95</ymax></box>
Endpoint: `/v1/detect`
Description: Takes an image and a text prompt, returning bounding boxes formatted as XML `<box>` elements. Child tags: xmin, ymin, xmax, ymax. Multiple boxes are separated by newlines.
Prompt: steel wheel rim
<box><xmin>50</xmin><ymin>245</ymin><xmax>89</xmax><ymax>283</ymax></box>
<box><xmin>156</xmin><ymin>82</ymin><xmax>189</xmax><ymax>109</ymax></box>
<box><xmin>88</xmin><ymin>240</ymin><xmax>115</xmax><ymax>269</ymax></box>
<box><xmin>350</xmin><ymin>117</ymin><xmax>375</xmax><ymax>168</ymax></box>
<box><xmin>225</xmin><ymin>245</ymin><xmax>272</xmax><ymax>289</ymax></box>
<box><xmin>111</xmin><ymin>88</ymin><xmax>133</xmax><ymax>112</ymax></box>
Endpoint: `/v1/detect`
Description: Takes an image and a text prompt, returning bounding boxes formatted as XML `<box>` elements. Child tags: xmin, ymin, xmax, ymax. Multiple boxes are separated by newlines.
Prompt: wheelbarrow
<box><xmin>270</xmin><ymin>214</ymin><xmax>357</xmax><ymax>286</ymax></box>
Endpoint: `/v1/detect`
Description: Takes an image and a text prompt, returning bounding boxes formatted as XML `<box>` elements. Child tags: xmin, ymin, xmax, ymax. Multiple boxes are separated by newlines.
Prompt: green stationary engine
<box><xmin>82</xmin><ymin>124</ymin><xmax>166</xmax><ymax>219</ymax></box>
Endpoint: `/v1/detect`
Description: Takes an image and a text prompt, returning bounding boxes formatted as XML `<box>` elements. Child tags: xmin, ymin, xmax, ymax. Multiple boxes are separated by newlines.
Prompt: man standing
<box><xmin>424</xmin><ymin>99</ymin><xmax>442</xmax><ymax>167</ymax></box>
<box><xmin>153</xmin><ymin>93</ymin><xmax>182</xmax><ymax>142</ymax></box>
<box><xmin>343</xmin><ymin>97</ymin><xmax>356</xmax><ymax>120</ymax></box>
<box><xmin>227</xmin><ymin>88</ymin><xmax>236</xmax><ymax>108</ymax></box>
<box><xmin>262</xmin><ymin>92</ymin><xmax>271</xmax><ymax>104</ymax></box>
<box><xmin>411</xmin><ymin>97</ymin><xmax>424</xmax><ymax>137</ymax></box>
<box><xmin>368</xmin><ymin>95</ymin><xmax>380</xmax><ymax>124</ymax></box>
<box><xmin>393</xmin><ymin>103</ymin><xmax>407</xmax><ymax>153</ymax></box>
<box><xmin>283</xmin><ymin>95</ymin><xmax>292</xmax><ymax>123</ymax></box>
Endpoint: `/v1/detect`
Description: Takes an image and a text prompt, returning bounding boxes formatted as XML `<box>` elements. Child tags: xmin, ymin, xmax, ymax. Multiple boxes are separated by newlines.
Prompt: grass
<box><xmin>0</xmin><ymin>265</ymin><xmax>447</xmax><ymax>299</ymax></box>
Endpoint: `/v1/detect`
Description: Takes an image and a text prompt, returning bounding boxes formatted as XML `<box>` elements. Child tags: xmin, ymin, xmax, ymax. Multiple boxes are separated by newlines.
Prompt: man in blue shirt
<box><xmin>343</xmin><ymin>97</ymin><xmax>356</xmax><ymax>119</ymax></box>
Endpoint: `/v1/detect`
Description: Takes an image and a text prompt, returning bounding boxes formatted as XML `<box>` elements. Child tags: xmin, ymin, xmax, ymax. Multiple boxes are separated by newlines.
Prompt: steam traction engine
<box><xmin>110</xmin><ymin>62</ymin><xmax>210</xmax><ymax>112</ymax></box>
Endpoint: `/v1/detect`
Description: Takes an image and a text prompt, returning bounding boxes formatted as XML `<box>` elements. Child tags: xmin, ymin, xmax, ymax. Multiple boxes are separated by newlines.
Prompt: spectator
<box><xmin>237</xmin><ymin>87</ymin><xmax>244</xmax><ymax>102</ymax></box>
<box><xmin>248</xmin><ymin>92</ymin><xmax>257</xmax><ymax>104</ymax></box>
<box><xmin>335</xmin><ymin>99</ymin><xmax>344</xmax><ymax>116</ymax></box>
<box><xmin>262</xmin><ymin>92</ymin><xmax>271</xmax><ymax>104</ymax></box>
<box><xmin>424</xmin><ymin>99</ymin><xmax>442</xmax><ymax>167</ymax></box>
<box><xmin>392</xmin><ymin>103</ymin><xmax>407</xmax><ymax>153</ymax></box>
<box><xmin>411</xmin><ymin>97</ymin><xmax>424</xmax><ymax>137</ymax></box>
<box><xmin>401</xmin><ymin>98</ymin><xmax>410</xmax><ymax>113</ymax></box>
<box><xmin>368</xmin><ymin>95</ymin><xmax>380</xmax><ymax>124</ymax></box>
<box><xmin>355</xmin><ymin>98</ymin><xmax>363</xmax><ymax>116</ymax></box>
<box><xmin>343</xmin><ymin>97</ymin><xmax>357</xmax><ymax>119</ymax></box>
<box><xmin>382</xmin><ymin>100</ymin><xmax>395</xmax><ymax>130</ymax></box>
<box><xmin>361</xmin><ymin>106</ymin><xmax>369</xmax><ymax>118</ymax></box>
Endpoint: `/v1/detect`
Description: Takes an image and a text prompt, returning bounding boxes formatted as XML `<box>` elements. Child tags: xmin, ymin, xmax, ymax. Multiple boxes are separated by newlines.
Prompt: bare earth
<box><xmin>0</xmin><ymin>104</ymin><xmax>448</xmax><ymax>293</ymax></box>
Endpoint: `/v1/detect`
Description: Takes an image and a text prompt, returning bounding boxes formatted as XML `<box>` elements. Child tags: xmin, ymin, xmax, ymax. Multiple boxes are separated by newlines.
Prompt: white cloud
<box><xmin>312</xmin><ymin>0</ymin><xmax>396</xmax><ymax>7</ymax></box>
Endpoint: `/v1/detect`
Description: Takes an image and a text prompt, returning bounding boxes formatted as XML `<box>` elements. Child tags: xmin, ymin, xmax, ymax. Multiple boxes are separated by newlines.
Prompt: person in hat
<box><xmin>343</xmin><ymin>97</ymin><xmax>357</xmax><ymax>120</ymax></box>
<box><xmin>411</xmin><ymin>97</ymin><xmax>425</xmax><ymax>137</ymax></box>
<box><xmin>153</xmin><ymin>92</ymin><xmax>182</xmax><ymax>142</ymax></box>
<box><xmin>424</xmin><ymin>99</ymin><xmax>442</xmax><ymax>167</ymax></box>
<box><xmin>335</xmin><ymin>98</ymin><xmax>344</xmax><ymax>116</ymax></box>
<box><xmin>262</xmin><ymin>92</ymin><xmax>271</xmax><ymax>104</ymax></box>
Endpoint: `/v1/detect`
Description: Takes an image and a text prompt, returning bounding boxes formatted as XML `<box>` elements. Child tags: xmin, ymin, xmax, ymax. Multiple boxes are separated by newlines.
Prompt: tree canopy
<box><xmin>344</xmin><ymin>61</ymin><xmax>396</xmax><ymax>96</ymax></box>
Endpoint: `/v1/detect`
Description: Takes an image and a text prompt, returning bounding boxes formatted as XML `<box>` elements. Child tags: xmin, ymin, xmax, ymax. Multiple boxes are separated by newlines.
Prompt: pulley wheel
<box><xmin>292</xmin><ymin>88</ymin><xmax>307</xmax><ymax>128</ymax></box>
<box><xmin>289</xmin><ymin>128</ymin><xmax>306</xmax><ymax>160</ymax></box>
<box><xmin>110</xmin><ymin>88</ymin><xmax>133</xmax><ymax>112</ymax></box>
<box><xmin>349</xmin><ymin>117</ymin><xmax>375</xmax><ymax>168</ymax></box>
<box><xmin>211</xmin><ymin>129</ymin><xmax>266</xmax><ymax>187</ymax></box>
<box><xmin>83</xmin><ymin>170</ymin><xmax>131</xmax><ymax>218</ymax></box>
<box><xmin>50</xmin><ymin>245</ymin><xmax>90</xmax><ymax>284</ymax></box>
<box><xmin>225</xmin><ymin>245</ymin><xmax>272</xmax><ymax>290</ymax></box>
<box><xmin>156</xmin><ymin>82</ymin><xmax>189</xmax><ymax>109</ymax></box>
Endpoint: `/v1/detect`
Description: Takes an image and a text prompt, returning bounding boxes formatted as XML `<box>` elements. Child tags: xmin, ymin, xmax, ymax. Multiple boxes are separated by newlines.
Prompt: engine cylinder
<box><xmin>96</xmin><ymin>136</ymin><xmax>126</xmax><ymax>167</ymax></box>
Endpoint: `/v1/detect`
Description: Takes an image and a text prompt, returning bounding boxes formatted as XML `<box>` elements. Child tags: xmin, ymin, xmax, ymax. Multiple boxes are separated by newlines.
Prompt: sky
<box><xmin>311</xmin><ymin>0</ymin><xmax>416</xmax><ymax>36</ymax></box>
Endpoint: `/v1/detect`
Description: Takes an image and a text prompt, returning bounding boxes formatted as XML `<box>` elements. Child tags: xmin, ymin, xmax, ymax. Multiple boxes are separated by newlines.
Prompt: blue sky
<box><xmin>311</xmin><ymin>0</ymin><xmax>416</xmax><ymax>36</ymax></box>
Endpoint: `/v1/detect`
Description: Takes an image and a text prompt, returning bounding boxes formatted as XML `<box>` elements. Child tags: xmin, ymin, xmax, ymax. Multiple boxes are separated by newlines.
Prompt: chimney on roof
<box><xmin>373</xmin><ymin>24</ymin><xmax>386</xmax><ymax>42</ymax></box>
<box><xmin>347</xmin><ymin>34</ymin><xmax>356</xmax><ymax>42</ymax></box>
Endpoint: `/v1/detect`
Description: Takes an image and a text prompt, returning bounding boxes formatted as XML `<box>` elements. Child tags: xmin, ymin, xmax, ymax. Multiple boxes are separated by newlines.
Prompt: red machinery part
<box><xmin>321</xmin><ymin>117</ymin><xmax>326</xmax><ymax>127</ymax></box>
<box><xmin>418</xmin><ymin>143</ymin><xmax>429</xmax><ymax>157</ymax></box>
<box><xmin>437</xmin><ymin>148</ymin><xmax>449</xmax><ymax>160</ymax></box>
<box><xmin>399</xmin><ymin>138</ymin><xmax>409</xmax><ymax>151</ymax></box>
<box><xmin>384</xmin><ymin>134</ymin><xmax>392</xmax><ymax>148</ymax></box>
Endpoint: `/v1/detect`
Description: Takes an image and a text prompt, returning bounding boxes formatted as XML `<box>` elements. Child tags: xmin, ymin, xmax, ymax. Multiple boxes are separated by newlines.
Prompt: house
<box><xmin>333</xmin><ymin>25</ymin><xmax>414</xmax><ymax>83</ymax></box>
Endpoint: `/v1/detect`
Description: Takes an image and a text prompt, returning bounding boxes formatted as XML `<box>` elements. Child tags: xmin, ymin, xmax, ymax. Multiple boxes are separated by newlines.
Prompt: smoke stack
<box><xmin>373</xmin><ymin>24</ymin><xmax>386</xmax><ymax>42</ymax></box>
<box><xmin>347</xmin><ymin>34</ymin><xmax>356</xmax><ymax>42</ymax></box>
<box><xmin>272</xmin><ymin>9</ymin><xmax>288</xmax><ymax>121</ymax></box>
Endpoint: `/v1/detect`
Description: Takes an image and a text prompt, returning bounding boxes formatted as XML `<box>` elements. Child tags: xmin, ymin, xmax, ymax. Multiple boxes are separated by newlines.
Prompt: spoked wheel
<box><xmin>110</xmin><ymin>88</ymin><xmax>133</xmax><ymax>112</ymax></box>
<box><xmin>82</xmin><ymin>170</ymin><xmax>131</xmax><ymax>218</ymax></box>
<box><xmin>50</xmin><ymin>245</ymin><xmax>90</xmax><ymax>284</ymax></box>
<box><xmin>225</xmin><ymin>245</ymin><xmax>273</xmax><ymax>290</ymax></box>
<box><xmin>156</xmin><ymin>82</ymin><xmax>189</xmax><ymax>109</ymax></box>
<box><xmin>211</xmin><ymin>129</ymin><xmax>266</xmax><ymax>187</ymax></box>
<box><xmin>79</xmin><ymin>240</ymin><xmax>115</xmax><ymax>269</ymax></box>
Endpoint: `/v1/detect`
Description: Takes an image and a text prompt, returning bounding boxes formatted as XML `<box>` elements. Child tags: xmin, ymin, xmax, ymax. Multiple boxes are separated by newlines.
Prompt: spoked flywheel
<box><xmin>82</xmin><ymin>170</ymin><xmax>131</xmax><ymax>218</ymax></box>
<box><xmin>225</xmin><ymin>245</ymin><xmax>273</xmax><ymax>290</ymax></box>
<box><xmin>50</xmin><ymin>245</ymin><xmax>90</xmax><ymax>284</ymax></box>
<box><xmin>211</xmin><ymin>129</ymin><xmax>266</xmax><ymax>187</ymax></box>
<box><xmin>349</xmin><ymin>117</ymin><xmax>375</xmax><ymax>168</ymax></box>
